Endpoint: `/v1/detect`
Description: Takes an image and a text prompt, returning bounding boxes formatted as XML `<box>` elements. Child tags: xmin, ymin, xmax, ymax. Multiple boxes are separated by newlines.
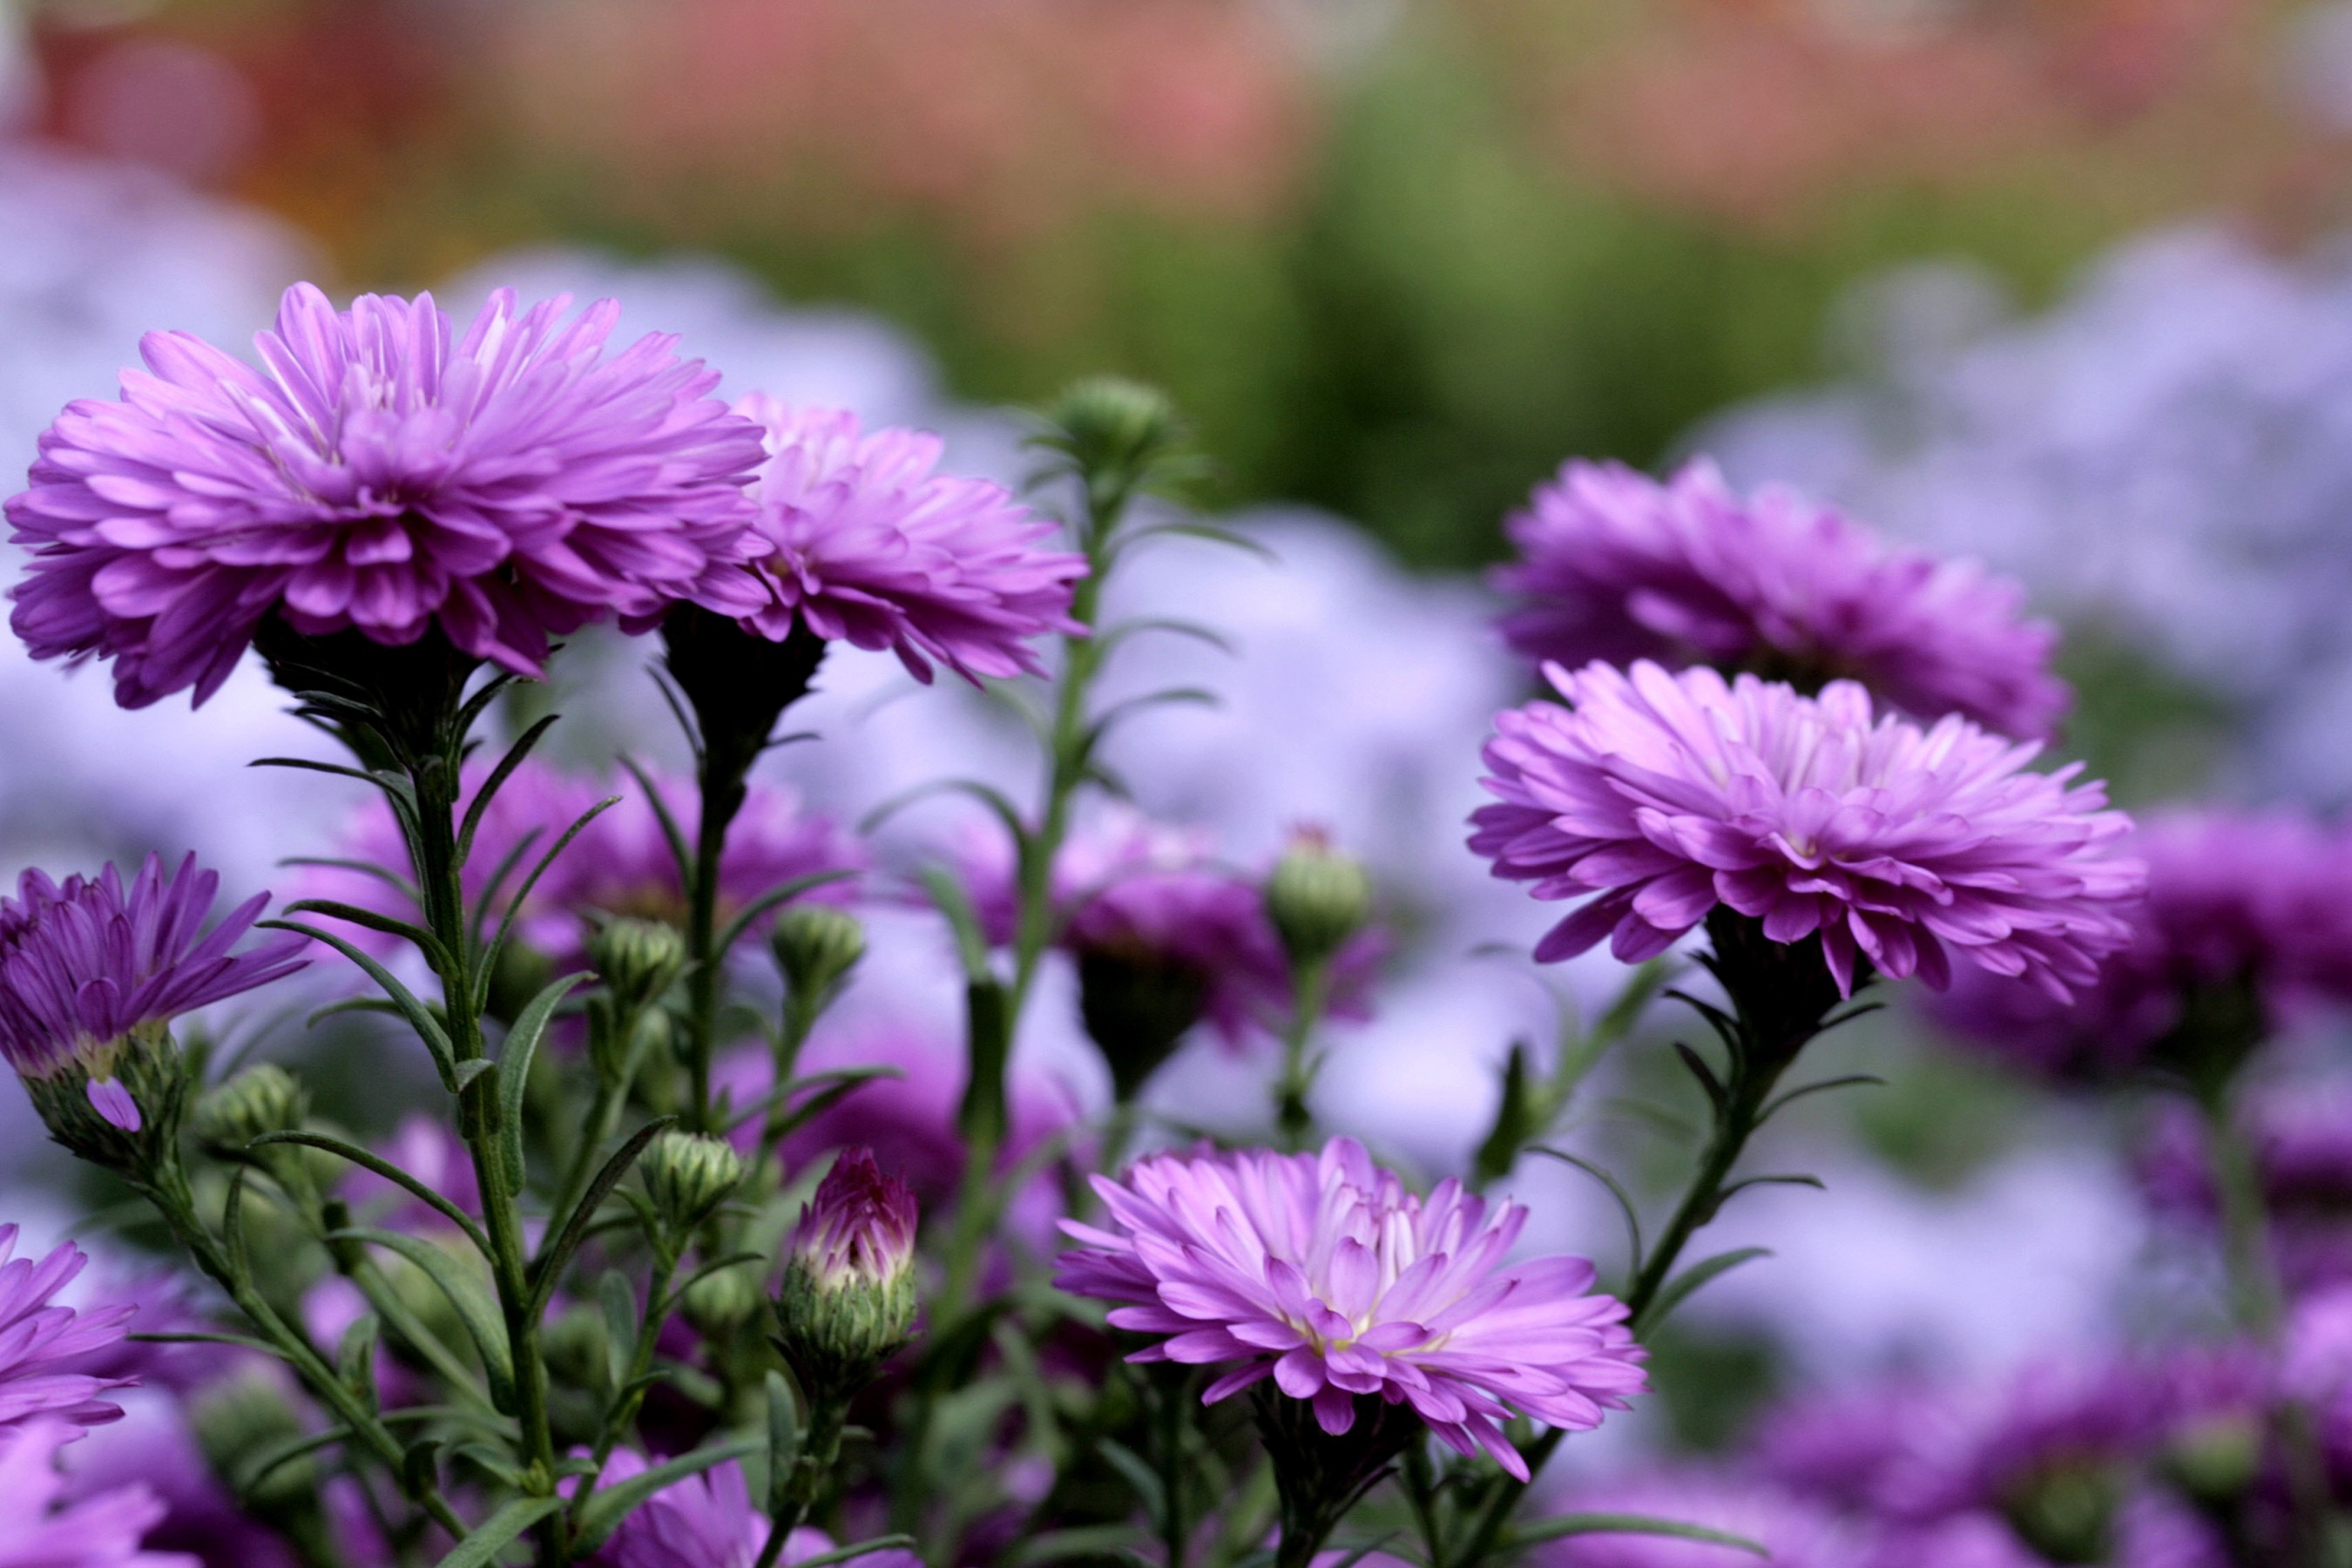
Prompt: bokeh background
<box><xmin>9</xmin><ymin>0</ymin><xmax>2352</xmax><ymax>1497</ymax></box>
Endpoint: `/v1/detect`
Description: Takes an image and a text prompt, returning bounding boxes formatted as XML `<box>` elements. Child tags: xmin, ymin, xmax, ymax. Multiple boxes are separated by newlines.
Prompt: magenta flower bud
<box><xmin>774</xmin><ymin>1149</ymin><xmax>918</xmax><ymax>1402</ymax></box>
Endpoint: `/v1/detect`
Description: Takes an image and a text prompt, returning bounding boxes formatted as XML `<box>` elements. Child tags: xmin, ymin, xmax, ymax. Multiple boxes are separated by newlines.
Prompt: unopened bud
<box><xmin>682</xmin><ymin>1261</ymin><xmax>764</xmax><ymax>1340</ymax></box>
<box><xmin>1264</xmin><ymin>830</ymin><xmax>1371</xmax><ymax>971</ymax></box>
<box><xmin>640</xmin><ymin>1130</ymin><xmax>746</xmax><ymax>1234</ymax></box>
<box><xmin>1037</xmin><ymin>376</ymin><xmax>1186</xmax><ymax>489</ymax></box>
<box><xmin>774</xmin><ymin>1148</ymin><xmax>918</xmax><ymax>1402</ymax></box>
<box><xmin>193</xmin><ymin>1064</ymin><xmax>309</xmax><ymax>1156</ymax></box>
<box><xmin>2001</xmin><ymin>1460</ymin><xmax>2119</xmax><ymax>1568</ymax></box>
<box><xmin>2163</xmin><ymin>1413</ymin><xmax>2262</xmax><ymax>1507</ymax></box>
<box><xmin>770</xmin><ymin>905</ymin><xmax>865</xmax><ymax>1004</ymax></box>
<box><xmin>591</xmin><ymin>917</ymin><xmax>687</xmax><ymax>1014</ymax></box>
<box><xmin>19</xmin><ymin>1024</ymin><xmax>188</xmax><ymax>1177</ymax></box>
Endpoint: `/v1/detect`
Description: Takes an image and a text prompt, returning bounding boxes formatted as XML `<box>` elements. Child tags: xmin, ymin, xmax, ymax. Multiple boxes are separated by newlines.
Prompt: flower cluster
<box><xmin>1470</xmin><ymin>659</ymin><xmax>2142</xmax><ymax>995</ymax></box>
<box><xmin>1494</xmin><ymin>459</ymin><xmax>2068</xmax><ymax>740</ymax></box>
<box><xmin>1057</xmin><ymin>1137</ymin><xmax>1646</xmax><ymax>1477</ymax></box>
<box><xmin>7</xmin><ymin>284</ymin><xmax>769</xmax><ymax>707</ymax></box>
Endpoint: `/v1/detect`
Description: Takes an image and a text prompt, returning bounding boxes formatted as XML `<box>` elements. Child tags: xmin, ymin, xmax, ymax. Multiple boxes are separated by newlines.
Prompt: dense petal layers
<box><xmin>8</xmin><ymin>283</ymin><xmax>767</xmax><ymax>707</ymax></box>
<box><xmin>0</xmin><ymin>1229</ymin><xmax>137</xmax><ymax>1434</ymax></box>
<box><xmin>1469</xmin><ymin>660</ymin><xmax>2143</xmax><ymax>997</ymax></box>
<box><xmin>0</xmin><ymin>855</ymin><xmax>307</xmax><ymax>1121</ymax></box>
<box><xmin>1495</xmin><ymin>458</ymin><xmax>2068</xmax><ymax>740</ymax></box>
<box><xmin>722</xmin><ymin>400</ymin><xmax>1087</xmax><ymax>683</ymax></box>
<box><xmin>1055</xmin><ymin>1138</ymin><xmax>1645</xmax><ymax>1478</ymax></box>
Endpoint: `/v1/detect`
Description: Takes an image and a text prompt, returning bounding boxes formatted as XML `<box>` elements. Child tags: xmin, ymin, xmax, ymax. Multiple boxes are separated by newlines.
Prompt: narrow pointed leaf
<box><xmin>265</xmin><ymin>920</ymin><xmax>459</xmax><ymax>1090</ymax></box>
<box><xmin>528</xmin><ymin>1118</ymin><xmax>674</xmax><ymax>1321</ymax></box>
<box><xmin>254</xmin><ymin>1131</ymin><xmax>491</xmax><ymax>1258</ymax></box>
<box><xmin>1634</xmin><ymin>1247</ymin><xmax>1773</xmax><ymax>1336</ymax></box>
<box><xmin>1504</xmin><ymin>1512</ymin><xmax>1766</xmax><ymax>1557</ymax></box>
<box><xmin>431</xmin><ymin>1496</ymin><xmax>563</xmax><ymax>1568</ymax></box>
<box><xmin>497</xmin><ymin>974</ymin><xmax>587</xmax><ymax>1191</ymax></box>
<box><xmin>568</xmin><ymin>1438</ymin><xmax>761</xmax><ymax>1555</ymax></box>
<box><xmin>329</xmin><ymin>1228</ymin><xmax>515</xmax><ymax>1410</ymax></box>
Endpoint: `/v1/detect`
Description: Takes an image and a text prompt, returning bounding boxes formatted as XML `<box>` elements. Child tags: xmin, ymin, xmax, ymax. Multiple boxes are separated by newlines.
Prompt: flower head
<box><xmin>1932</xmin><ymin>808</ymin><xmax>2352</xmax><ymax>1079</ymax></box>
<box><xmin>788</xmin><ymin>1148</ymin><xmax>917</xmax><ymax>1293</ymax></box>
<box><xmin>1494</xmin><ymin>459</ymin><xmax>2068</xmax><ymax>739</ymax></box>
<box><xmin>0</xmin><ymin>1229</ymin><xmax>137</xmax><ymax>1433</ymax></box>
<box><xmin>1470</xmin><ymin>661</ymin><xmax>2143</xmax><ymax>997</ymax></box>
<box><xmin>722</xmin><ymin>400</ymin><xmax>1087</xmax><ymax>683</ymax></box>
<box><xmin>774</xmin><ymin>1149</ymin><xmax>920</xmax><ymax>1400</ymax></box>
<box><xmin>9</xmin><ymin>282</ymin><xmax>768</xmax><ymax>707</ymax></box>
<box><xmin>1055</xmin><ymin>1137</ymin><xmax>1646</xmax><ymax>1479</ymax></box>
<box><xmin>583</xmin><ymin>1450</ymin><xmax>917</xmax><ymax>1568</ymax></box>
<box><xmin>0</xmin><ymin>855</ymin><xmax>306</xmax><ymax>1139</ymax></box>
<box><xmin>0</xmin><ymin>1417</ymin><xmax>194</xmax><ymax>1568</ymax></box>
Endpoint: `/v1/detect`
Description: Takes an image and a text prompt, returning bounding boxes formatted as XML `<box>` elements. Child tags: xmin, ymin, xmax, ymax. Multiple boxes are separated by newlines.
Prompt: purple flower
<box><xmin>0</xmin><ymin>1417</ymin><xmax>194</xmax><ymax>1568</ymax></box>
<box><xmin>1494</xmin><ymin>459</ymin><xmax>2068</xmax><ymax>739</ymax></box>
<box><xmin>1931</xmin><ymin>808</ymin><xmax>2352</xmax><ymax>1079</ymax></box>
<box><xmin>956</xmin><ymin>808</ymin><xmax>1381</xmax><ymax>1046</ymax></box>
<box><xmin>302</xmin><ymin>757</ymin><xmax>861</xmax><ymax>968</ymax></box>
<box><xmin>583</xmin><ymin>1450</ymin><xmax>918</xmax><ymax>1568</ymax></box>
<box><xmin>8</xmin><ymin>283</ymin><xmax>769</xmax><ymax>708</ymax></box>
<box><xmin>1469</xmin><ymin>660</ymin><xmax>2143</xmax><ymax>996</ymax></box>
<box><xmin>720</xmin><ymin>400</ymin><xmax>1086</xmax><ymax>683</ymax></box>
<box><xmin>789</xmin><ymin>1148</ymin><xmax>917</xmax><ymax>1292</ymax></box>
<box><xmin>1540</xmin><ymin>1473</ymin><xmax>1872</xmax><ymax>1567</ymax></box>
<box><xmin>1054</xmin><ymin>1136</ymin><xmax>1646</xmax><ymax>1479</ymax></box>
<box><xmin>0</xmin><ymin>1229</ymin><xmax>137</xmax><ymax>1432</ymax></box>
<box><xmin>0</xmin><ymin>855</ymin><xmax>306</xmax><ymax>1132</ymax></box>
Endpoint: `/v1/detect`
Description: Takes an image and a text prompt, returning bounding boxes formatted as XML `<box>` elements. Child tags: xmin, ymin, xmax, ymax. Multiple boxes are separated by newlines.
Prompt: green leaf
<box><xmin>1096</xmin><ymin>1437</ymin><xmax>1164</xmax><ymax>1525</ymax></box>
<box><xmin>234</xmin><ymin>1426</ymin><xmax>350</xmax><ymax>1501</ymax></box>
<box><xmin>919</xmin><ymin>867</ymin><xmax>998</xmax><ymax>986</ymax></box>
<box><xmin>1669</xmin><ymin>1041</ymin><xmax>1727</xmax><ymax>1116</ymax></box>
<box><xmin>598</xmin><ymin>1270</ymin><xmax>637</xmax><ymax>1394</ymax></box>
<box><xmin>459</xmin><ymin>714</ymin><xmax>560</xmax><ymax>869</ymax></box>
<box><xmin>330</xmin><ymin>1228</ymin><xmax>516</xmax><ymax>1411</ymax></box>
<box><xmin>956</xmin><ymin>978</ymin><xmax>1012</xmax><ymax>1151</ymax></box>
<box><xmin>1531</xmin><ymin>1146</ymin><xmax>1643</xmax><ymax>1281</ymax></box>
<box><xmin>497</xmin><ymin>974</ymin><xmax>588</xmax><ymax>1191</ymax></box>
<box><xmin>277</xmin><ymin>855</ymin><xmax>420</xmax><ymax>902</ymax></box>
<box><xmin>266</xmin><ymin>919</ymin><xmax>461</xmax><ymax>1091</ymax></box>
<box><xmin>335</xmin><ymin>1313</ymin><xmax>381</xmax><ymax>1409</ymax></box>
<box><xmin>1471</xmin><ymin>1042</ymin><xmax>1541</xmax><ymax>1190</ymax></box>
<box><xmin>1758</xmin><ymin>1073</ymin><xmax>1889</xmax><ymax>1125</ymax></box>
<box><xmin>1007</xmin><ymin>1527</ymin><xmax>1149</xmax><ymax>1566</ymax></box>
<box><xmin>528</xmin><ymin>1118</ymin><xmax>674</xmax><ymax>1321</ymax></box>
<box><xmin>128</xmin><ymin>1330</ymin><xmax>290</xmax><ymax>1361</ymax></box>
<box><xmin>283</xmin><ymin>898</ymin><xmax>450</xmax><ymax>970</ymax></box>
<box><xmin>568</xmin><ymin>1439</ymin><xmax>760</xmax><ymax>1555</ymax></box>
<box><xmin>1634</xmin><ymin>1247</ymin><xmax>1773</xmax><ymax>1337</ymax></box>
<box><xmin>617</xmin><ymin>754</ymin><xmax>695</xmax><ymax>897</ymax></box>
<box><xmin>430</xmin><ymin>1495</ymin><xmax>563</xmax><ymax>1568</ymax></box>
<box><xmin>474</xmin><ymin>796</ymin><xmax>619</xmax><ymax>1014</ymax></box>
<box><xmin>1503</xmin><ymin>1512</ymin><xmax>1767</xmax><ymax>1557</ymax></box>
<box><xmin>305</xmin><ymin>997</ymin><xmax>409</xmax><ymax>1029</ymax></box>
<box><xmin>789</xmin><ymin>1538</ymin><xmax>921</xmax><ymax>1568</ymax></box>
<box><xmin>252</xmin><ymin>1131</ymin><xmax>492</xmax><ymax>1259</ymax></box>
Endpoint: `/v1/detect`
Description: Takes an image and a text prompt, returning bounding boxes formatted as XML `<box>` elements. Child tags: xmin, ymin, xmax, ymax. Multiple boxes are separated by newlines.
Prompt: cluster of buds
<box><xmin>193</xmin><ymin>1064</ymin><xmax>309</xmax><ymax>1157</ymax></box>
<box><xmin>773</xmin><ymin>1148</ymin><xmax>918</xmax><ymax>1406</ymax></box>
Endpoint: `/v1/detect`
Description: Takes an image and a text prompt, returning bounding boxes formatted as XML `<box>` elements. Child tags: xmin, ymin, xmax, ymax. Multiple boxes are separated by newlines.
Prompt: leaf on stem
<box><xmin>1757</xmin><ymin>1074</ymin><xmax>1888</xmax><ymax>1125</ymax></box>
<box><xmin>1633</xmin><ymin>1247</ymin><xmax>1773</xmax><ymax>1337</ymax></box>
<box><xmin>710</xmin><ymin>869</ymin><xmax>862</xmax><ymax>963</ymax></box>
<box><xmin>265</xmin><ymin>920</ymin><xmax>461</xmax><ymax>1091</ymax></box>
<box><xmin>527</xmin><ymin>1117</ymin><xmax>676</xmax><ymax>1322</ymax></box>
<box><xmin>1502</xmin><ymin>1512</ymin><xmax>1767</xmax><ymax>1557</ymax></box>
<box><xmin>1530</xmin><ymin>1146</ymin><xmax>1644</xmax><ymax>1281</ymax></box>
<box><xmin>766</xmin><ymin>1370</ymin><xmax>801</xmax><ymax>1520</ymax></box>
<box><xmin>618</xmin><ymin>754</ymin><xmax>696</xmax><ymax>897</ymax></box>
<box><xmin>328</xmin><ymin>1228</ymin><xmax>517</xmax><ymax>1412</ymax></box>
<box><xmin>789</xmin><ymin>1538</ymin><xmax>923</xmax><ymax>1568</ymax></box>
<box><xmin>497</xmin><ymin>973</ymin><xmax>588</xmax><ymax>1191</ymax></box>
<box><xmin>1669</xmin><ymin>1042</ymin><xmax>1728</xmax><ymax>1116</ymax></box>
<box><xmin>474</xmin><ymin>795</ymin><xmax>620</xmax><ymax>1014</ymax></box>
<box><xmin>430</xmin><ymin>1495</ymin><xmax>563</xmax><ymax>1568</ymax></box>
<box><xmin>457</xmin><ymin>713</ymin><xmax>560</xmax><ymax>868</ymax></box>
<box><xmin>568</xmin><ymin>1438</ymin><xmax>762</xmax><ymax>1555</ymax></box>
<box><xmin>253</xmin><ymin>1132</ymin><xmax>493</xmax><ymax>1258</ymax></box>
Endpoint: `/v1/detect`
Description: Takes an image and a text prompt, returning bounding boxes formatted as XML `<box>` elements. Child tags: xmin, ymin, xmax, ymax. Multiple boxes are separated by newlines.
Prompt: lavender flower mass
<box><xmin>3</xmin><ymin>44</ymin><xmax>2352</xmax><ymax>1564</ymax></box>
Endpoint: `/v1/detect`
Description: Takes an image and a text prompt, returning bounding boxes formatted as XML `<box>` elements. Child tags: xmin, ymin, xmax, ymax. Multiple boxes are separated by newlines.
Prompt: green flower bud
<box><xmin>640</xmin><ymin>1130</ymin><xmax>746</xmax><ymax>1234</ymax></box>
<box><xmin>21</xmin><ymin>1024</ymin><xmax>189</xmax><ymax>1179</ymax></box>
<box><xmin>193</xmin><ymin>1064</ymin><xmax>309</xmax><ymax>1156</ymax></box>
<box><xmin>2163</xmin><ymin>1413</ymin><xmax>2263</xmax><ymax>1508</ymax></box>
<box><xmin>2001</xmin><ymin>1459</ymin><xmax>2120</xmax><ymax>1567</ymax></box>
<box><xmin>1037</xmin><ymin>377</ymin><xmax>1187</xmax><ymax>490</ymax></box>
<box><xmin>770</xmin><ymin>904</ymin><xmax>866</xmax><ymax>1004</ymax></box>
<box><xmin>591</xmin><ymin>917</ymin><xmax>688</xmax><ymax>1014</ymax></box>
<box><xmin>1264</xmin><ymin>830</ymin><xmax>1371</xmax><ymax>970</ymax></box>
<box><xmin>682</xmin><ymin>1261</ymin><xmax>764</xmax><ymax>1340</ymax></box>
<box><xmin>193</xmin><ymin>1369</ymin><xmax>317</xmax><ymax>1513</ymax></box>
<box><xmin>774</xmin><ymin>1149</ymin><xmax>919</xmax><ymax>1403</ymax></box>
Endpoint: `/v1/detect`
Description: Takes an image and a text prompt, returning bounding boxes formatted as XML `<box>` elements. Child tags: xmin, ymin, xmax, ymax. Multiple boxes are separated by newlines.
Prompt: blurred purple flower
<box><xmin>0</xmin><ymin>1228</ymin><xmax>137</xmax><ymax>1432</ymax></box>
<box><xmin>582</xmin><ymin>1449</ymin><xmax>918</xmax><ymax>1568</ymax></box>
<box><xmin>302</xmin><ymin>757</ymin><xmax>860</xmax><ymax>967</ymax></box>
<box><xmin>0</xmin><ymin>1416</ymin><xmax>193</xmax><ymax>1567</ymax></box>
<box><xmin>0</xmin><ymin>855</ymin><xmax>305</xmax><ymax>1132</ymax></box>
<box><xmin>1933</xmin><ymin>808</ymin><xmax>2352</xmax><ymax>1079</ymax></box>
<box><xmin>721</xmin><ymin>400</ymin><xmax>1085</xmax><ymax>682</ymax></box>
<box><xmin>7</xmin><ymin>283</ymin><xmax>768</xmax><ymax>708</ymax></box>
<box><xmin>1469</xmin><ymin>660</ymin><xmax>2142</xmax><ymax>995</ymax></box>
<box><xmin>956</xmin><ymin>806</ymin><xmax>1381</xmax><ymax>1045</ymax></box>
<box><xmin>2137</xmin><ymin>1083</ymin><xmax>2352</xmax><ymax>1293</ymax></box>
<box><xmin>61</xmin><ymin>1397</ymin><xmax>299</xmax><ymax>1568</ymax></box>
<box><xmin>1055</xmin><ymin>1136</ymin><xmax>1646</xmax><ymax>1479</ymax></box>
<box><xmin>1494</xmin><ymin>458</ymin><xmax>2067</xmax><ymax>739</ymax></box>
<box><xmin>1540</xmin><ymin>1472</ymin><xmax>1872</xmax><ymax>1567</ymax></box>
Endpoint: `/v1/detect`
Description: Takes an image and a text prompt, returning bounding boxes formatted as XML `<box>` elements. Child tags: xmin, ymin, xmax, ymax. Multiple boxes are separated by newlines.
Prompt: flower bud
<box><xmin>639</xmin><ymin>1131</ymin><xmax>746</xmax><ymax>1235</ymax></box>
<box><xmin>774</xmin><ymin>1149</ymin><xmax>918</xmax><ymax>1402</ymax></box>
<box><xmin>1037</xmin><ymin>377</ymin><xmax>1187</xmax><ymax>490</ymax></box>
<box><xmin>1077</xmin><ymin>948</ymin><xmax>1206</xmax><ymax>1102</ymax></box>
<box><xmin>193</xmin><ymin>1369</ymin><xmax>319</xmax><ymax>1514</ymax></box>
<box><xmin>193</xmin><ymin>1064</ymin><xmax>309</xmax><ymax>1156</ymax></box>
<box><xmin>21</xmin><ymin>1024</ymin><xmax>189</xmax><ymax>1178</ymax></box>
<box><xmin>682</xmin><ymin>1261</ymin><xmax>764</xmax><ymax>1340</ymax></box>
<box><xmin>2162</xmin><ymin>1413</ymin><xmax>2262</xmax><ymax>1508</ymax></box>
<box><xmin>591</xmin><ymin>917</ymin><xmax>687</xmax><ymax>1015</ymax></box>
<box><xmin>771</xmin><ymin>904</ymin><xmax>866</xmax><ymax>1004</ymax></box>
<box><xmin>1264</xmin><ymin>829</ymin><xmax>1371</xmax><ymax>970</ymax></box>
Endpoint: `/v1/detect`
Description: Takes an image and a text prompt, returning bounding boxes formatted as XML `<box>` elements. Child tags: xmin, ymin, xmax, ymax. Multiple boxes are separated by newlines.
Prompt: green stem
<box><xmin>754</xmin><ymin>1395</ymin><xmax>848</xmax><ymax>1568</ymax></box>
<box><xmin>548</xmin><ymin>1005</ymin><xmax>659</xmax><ymax>1238</ymax></box>
<box><xmin>588</xmin><ymin>1249</ymin><xmax>680</xmax><ymax>1473</ymax></box>
<box><xmin>684</xmin><ymin>770</ymin><xmax>741</xmax><ymax>1134</ymax></box>
<box><xmin>143</xmin><ymin>1161</ymin><xmax>471</xmax><ymax>1540</ymax></box>
<box><xmin>1273</xmin><ymin>959</ymin><xmax>1332</xmax><ymax>1151</ymax></box>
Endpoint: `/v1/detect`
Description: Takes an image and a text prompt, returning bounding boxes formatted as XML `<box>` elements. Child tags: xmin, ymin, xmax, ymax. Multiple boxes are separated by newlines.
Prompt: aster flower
<box><xmin>1493</xmin><ymin>458</ymin><xmax>2067</xmax><ymax>739</ymax></box>
<box><xmin>1540</xmin><ymin>1473</ymin><xmax>1872</xmax><ymax>1567</ymax></box>
<box><xmin>0</xmin><ymin>1228</ymin><xmax>137</xmax><ymax>1432</ymax></box>
<box><xmin>301</xmin><ymin>756</ymin><xmax>862</xmax><ymax>968</ymax></box>
<box><xmin>1469</xmin><ymin>660</ymin><xmax>2142</xmax><ymax>997</ymax></box>
<box><xmin>583</xmin><ymin>1450</ymin><xmax>918</xmax><ymax>1568</ymax></box>
<box><xmin>0</xmin><ymin>1417</ymin><xmax>194</xmax><ymax>1568</ymax></box>
<box><xmin>1054</xmin><ymin>1136</ymin><xmax>1646</xmax><ymax>1479</ymax></box>
<box><xmin>1932</xmin><ymin>808</ymin><xmax>2352</xmax><ymax>1081</ymax></box>
<box><xmin>0</xmin><ymin>855</ymin><xmax>306</xmax><ymax>1141</ymax></box>
<box><xmin>8</xmin><ymin>282</ymin><xmax>769</xmax><ymax>709</ymax></box>
<box><xmin>721</xmin><ymin>400</ymin><xmax>1087</xmax><ymax>684</ymax></box>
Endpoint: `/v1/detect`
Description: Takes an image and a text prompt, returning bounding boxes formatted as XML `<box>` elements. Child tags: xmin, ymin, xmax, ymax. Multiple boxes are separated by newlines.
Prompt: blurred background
<box><xmin>10</xmin><ymin>0</ymin><xmax>2352</xmax><ymax>1498</ymax></box>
